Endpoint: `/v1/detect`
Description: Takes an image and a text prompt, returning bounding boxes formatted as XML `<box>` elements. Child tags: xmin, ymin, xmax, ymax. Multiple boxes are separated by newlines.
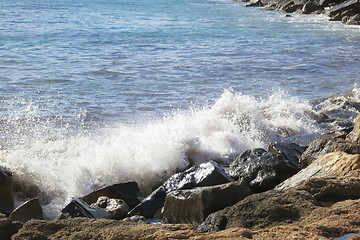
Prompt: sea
<box><xmin>1</xmin><ymin>0</ymin><xmax>360</xmax><ymax>219</ymax></box>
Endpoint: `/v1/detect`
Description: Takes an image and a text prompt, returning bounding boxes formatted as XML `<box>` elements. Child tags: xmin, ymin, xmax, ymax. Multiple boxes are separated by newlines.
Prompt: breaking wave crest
<box><xmin>1</xmin><ymin>89</ymin><xmax>358</xmax><ymax>219</ymax></box>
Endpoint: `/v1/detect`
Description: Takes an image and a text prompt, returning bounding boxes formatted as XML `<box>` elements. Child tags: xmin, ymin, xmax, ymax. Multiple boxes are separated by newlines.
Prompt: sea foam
<box><xmin>0</xmin><ymin>90</ymin><xmax>318</xmax><ymax>219</ymax></box>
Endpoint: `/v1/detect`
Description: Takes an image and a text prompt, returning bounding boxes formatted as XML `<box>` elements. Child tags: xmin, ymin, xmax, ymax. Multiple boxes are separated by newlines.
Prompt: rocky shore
<box><xmin>1</xmin><ymin>114</ymin><xmax>360</xmax><ymax>239</ymax></box>
<box><xmin>236</xmin><ymin>0</ymin><xmax>360</xmax><ymax>25</ymax></box>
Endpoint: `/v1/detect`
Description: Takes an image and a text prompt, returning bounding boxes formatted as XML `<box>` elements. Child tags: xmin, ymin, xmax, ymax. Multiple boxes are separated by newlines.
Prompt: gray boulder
<box><xmin>128</xmin><ymin>161</ymin><xmax>233</xmax><ymax>218</ymax></box>
<box><xmin>162</xmin><ymin>181</ymin><xmax>251</xmax><ymax>225</ymax></box>
<box><xmin>0</xmin><ymin>167</ymin><xmax>14</xmax><ymax>215</ymax></box>
<box><xmin>9</xmin><ymin>198</ymin><xmax>44</xmax><ymax>223</ymax></box>
<box><xmin>229</xmin><ymin>144</ymin><xmax>302</xmax><ymax>193</ymax></box>
<box><xmin>58</xmin><ymin>198</ymin><xmax>111</xmax><ymax>219</ymax></box>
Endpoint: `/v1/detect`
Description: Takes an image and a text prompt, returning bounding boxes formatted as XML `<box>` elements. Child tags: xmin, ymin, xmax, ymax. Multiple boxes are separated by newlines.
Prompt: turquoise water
<box><xmin>1</xmin><ymin>0</ymin><xmax>360</xmax><ymax>218</ymax></box>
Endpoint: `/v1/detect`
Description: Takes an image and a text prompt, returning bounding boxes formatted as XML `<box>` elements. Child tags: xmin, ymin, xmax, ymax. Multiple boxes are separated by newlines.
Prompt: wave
<box><xmin>0</xmin><ymin>88</ymin><xmax>359</xmax><ymax>219</ymax></box>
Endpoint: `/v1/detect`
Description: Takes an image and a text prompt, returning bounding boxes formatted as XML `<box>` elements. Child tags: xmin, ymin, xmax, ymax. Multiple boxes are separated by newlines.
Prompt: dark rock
<box><xmin>9</xmin><ymin>198</ymin><xmax>44</xmax><ymax>223</ymax></box>
<box><xmin>81</xmin><ymin>181</ymin><xmax>142</xmax><ymax>209</ymax></box>
<box><xmin>198</xmin><ymin>189</ymin><xmax>319</xmax><ymax>232</ymax></box>
<box><xmin>162</xmin><ymin>181</ymin><xmax>252</xmax><ymax>225</ymax></box>
<box><xmin>301</xmin><ymin>1</ymin><xmax>323</xmax><ymax>13</ymax></box>
<box><xmin>327</xmin><ymin>0</ymin><xmax>360</xmax><ymax>17</ymax></box>
<box><xmin>91</xmin><ymin>196</ymin><xmax>129</xmax><ymax>220</ymax></box>
<box><xmin>320</xmin><ymin>0</ymin><xmax>345</xmax><ymax>7</ymax></box>
<box><xmin>58</xmin><ymin>198</ymin><xmax>111</xmax><ymax>219</ymax></box>
<box><xmin>0</xmin><ymin>167</ymin><xmax>13</xmax><ymax>215</ymax></box>
<box><xmin>299</xmin><ymin>138</ymin><xmax>360</xmax><ymax>167</ymax></box>
<box><xmin>344</xmin><ymin>13</ymin><xmax>360</xmax><ymax>24</ymax></box>
<box><xmin>245</xmin><ymin>0</ymin><xmax>264</xmax><ymax>6</ymax></box>
<box><xmin>268</xmin><ymin>142</ymin><xmax>304</xmax><ymax>167</ymax></box>
<box><xmin>128</xmin><ymin>161</ymin><xmax>233</xmax><ymax>218</ymax></box>
<box><xmin>127</xmin><ymin>187</ymin><xmax>167</xmax><ymax>219</ymax></box>
<box><xmin>229</xmin><ymin>145</ymin><xmax>301</xmax><ymax>193</ymax></box>
<box><xmin>0</xmin><ymin>214</ymin><xmax>22</xmax><ymax>240</ymax></box>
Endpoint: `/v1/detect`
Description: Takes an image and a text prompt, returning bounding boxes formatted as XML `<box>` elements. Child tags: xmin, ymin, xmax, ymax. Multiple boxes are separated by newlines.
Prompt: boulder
<box><xmin>128</xmin><ymin>161</ymin><xmax>233</xmax><ymax>218</ymax></box>
<box><xmin>300</xmin><ymin>137</ymin><xmax>360</xmax><ymax>167</ymax></box>
<box><xmin>347</xmin><ymin>115</ymin><xmax>360</xmax><ymax>143</ymax></box>
<box><xmin>9</xmin><ymin>198</ymin><xmax>44</xmax><ymax>223</ymax></box>
<box><xmin>327</xmin><ymin>0</ymin><xmax>360</xmax><ymax>17</ymax></box>
<box><xmin>162</xmin><ymin>181</ymin><xmax>251</xmax><ymax>225</ymax></box>
<box><xmin>91</xmin><ymin>196</ymin><xmax>129</xmax><ymax>220</ymax></box>
<box><xmin>81</xmin><ymin>181</ymin><xmax>142</xmax><ymax>209</ymax></box>
<box><xmin>198</xmin><ymin>188</ymin><xmax>319</xmax><ymax>232</ymax></box>
<box><xmin>277</xmin><ymin>151</ymin><xmax>360</xmax><ymax>191</ymax></box>
<box><xmin>0</xmin><ymin>167</ymin><xmax>14</xmax><ymax>215</ymax></box>
<box><xmin>58</xmin><ymin>198</ymin><xmax>111</xmax><ymax>219</ymax></box>
<box><xmin>0</xmin><ymin>214</ymin><xmax>22</xmax><ymax>240</ymax></box>
<box><xmin>301</xmin><ymin>1</ymin><xmax>323</xmax><ymax>13</ymax></box>
<box><xmin>245</xmin><ymin>0</ymin><xmax>264</xmax><ymax>7</ymax></box>
<box><xmin>343</xmin><ymin>13</ymin><xmax>360</xmax><ymax>24</ymax></box>
<box><xmin>229</xmin><ymin>144</ymin><xmax>301</xmax><ymax>192</ymax></box>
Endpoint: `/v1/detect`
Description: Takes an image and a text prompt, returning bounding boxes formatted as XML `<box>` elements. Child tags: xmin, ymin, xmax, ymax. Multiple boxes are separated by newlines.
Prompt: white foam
<box><xmin>0</xmin><ymin>90</ymin><xmax>318</xmax><ymax>219</ymax></box>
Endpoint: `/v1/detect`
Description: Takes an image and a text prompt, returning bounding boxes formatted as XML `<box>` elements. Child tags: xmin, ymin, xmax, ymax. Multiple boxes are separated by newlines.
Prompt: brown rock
<box><xmin>0</xmin><ymin>214</ymin><xmax>22</xmax><ymax>240</ymax></box>
<box><xmin>278</xmin><ymin>151</ymin><xmax>360</xmax><ymax>191</ymax></box>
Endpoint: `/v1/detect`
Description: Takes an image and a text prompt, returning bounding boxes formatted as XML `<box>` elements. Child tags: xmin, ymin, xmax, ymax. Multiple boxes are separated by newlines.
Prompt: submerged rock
<box><xmin>9</xmin><ymin>198</ymin><xmax>44</xmax><ymax>223</ymax></box>
<box><xmin>0</xmin><ymin>167</ymin><xmax>14</xmax><ymax>215</ymax></box>
<box><xmin>58</xmin><ymin>198</ymin><xmax>111</xmax><ymax>219</ymax></box>
<box><xmin>229</xmin><ymin>143</ymin><xmax>302</xmax><ymax>192</ymax></box>
<box><xmin>91</xmin><ymin>196</ymin><xmax>129</xmax><ymax>220</ymax></box>
<box><xmin>81</xmin><ymin>181</ymin><xmax>142</xmax><ymax>209</ymax></box>
<box><xmin>128</xmin><ymin>161</ymin><xmax>233</xmax><ymax>218</ymax></box>
<box><xmin>162</xmin><ymin>181</ymin><xmax>251</xmax><ymax>225</ymax></box>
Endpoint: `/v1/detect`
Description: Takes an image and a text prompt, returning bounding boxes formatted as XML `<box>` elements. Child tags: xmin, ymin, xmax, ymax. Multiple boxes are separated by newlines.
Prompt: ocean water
<box><xmin>1</xmin><ymin>0</ymin><xmax>360</xmax><ymax>218</ymax></box>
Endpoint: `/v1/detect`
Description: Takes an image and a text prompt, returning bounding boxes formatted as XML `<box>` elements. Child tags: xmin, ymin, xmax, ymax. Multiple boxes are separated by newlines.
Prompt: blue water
<box><xmin>1</xmin><ymin>0</ymin><xmax>360</xmax><ymax>218</ymax></box>
<box><xmin>1</xmin><ymin>0</ymin><xmax>360</xmax><ymax>125</ymax></box>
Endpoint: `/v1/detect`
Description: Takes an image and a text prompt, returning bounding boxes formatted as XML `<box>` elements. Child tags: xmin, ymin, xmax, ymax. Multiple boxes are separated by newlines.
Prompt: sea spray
<box><xmin>0</xmin><ymin>90</ymin><xmax>319</xmax><ymax>219</ymax></box>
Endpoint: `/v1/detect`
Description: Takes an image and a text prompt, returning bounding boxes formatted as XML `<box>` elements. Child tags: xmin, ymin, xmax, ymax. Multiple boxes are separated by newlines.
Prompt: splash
<box><xmin>0</xmin><ymin>90</ymin><xmax>318</xmax><ymax>219</ymax></box>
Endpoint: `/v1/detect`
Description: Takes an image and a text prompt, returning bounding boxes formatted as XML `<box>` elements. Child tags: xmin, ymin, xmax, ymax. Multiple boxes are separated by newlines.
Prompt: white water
<box><xmin>0</xmin><ymin>90</ymin><xmax>318</xmax><ymax>219</ymax></box>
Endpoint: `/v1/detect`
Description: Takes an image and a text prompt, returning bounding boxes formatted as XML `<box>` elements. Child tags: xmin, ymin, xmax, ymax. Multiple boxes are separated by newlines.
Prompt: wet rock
<box><xmin>9</xmin><ymin>198</ymin><xmax>44</xmax><ymax>223</ymax></box>
<box><xmin>301</xmin><ymin>1</ymin><xmax>323</xmax><ymax>13</ymax></box>
<box><xmin>198</xmin><ymin>189</ymin><xmax>319</xmax><ymax>232</ymax></box>
<box><xmin>300</xmin><ymin>138</ymin><xmax>360</xmax><ymax>167</ymax></box>
<box><xmin>0</xmin><ymin>167</ymin><xmax>14</xmax><ymax>215</ymax></box>
<box><xmin>128</xmin><ymin>161</ymin><xmax>233</xmax><ymax>218</ymax></box>
<box><xmin>229</xmin><ymin>144</ymin><xmax>301</xmax><ymax>193</ymax></box>
<box><xmin>162</xmin><ymin>181</ymin><xmax>251</xmax><ymax>225</ymax></box>
<box><xmin>327</xmin><ymin>0</ymin><xmax>360</xmax><ymax>17</ymax></box>
<box><xmin>91</xmin><ymin>196</ymin><xmax>129</xmax><ymax>220</ymax></box>
<box><xmin>245</xmin><ymin>0</ymin><xmax>264</xmax><ymax>6</ymax></box>
<box><xmin>277</xmin><ymin>151</ymin><xmax>360</xmax><ymax>191</ymax></box>
<box><xmin>58</xmin><ymin>198</ymin><xmax>111</xmax><ymax>219</ymax></box>
<box><xmin>81</xmin><ymin>181</ymin><xmax>142</xmax><ymax>209</ymax></box>
<box><xmin>0</xmin><ymin>214</ymin><xmax>22</xmax><ymax>240</ymax></box>
<box><xmin>342</xmin><ymin>12</ymin><xmax>360</xmax><ymax>23</ymax></box>
<box><xmin>347</xmin><ymin>115</ymin><xmax>360</xmax><ymax>143</ymax></box>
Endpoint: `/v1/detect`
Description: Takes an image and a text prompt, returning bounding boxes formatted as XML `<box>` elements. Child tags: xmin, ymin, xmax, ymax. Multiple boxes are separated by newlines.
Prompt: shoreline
<box><xmin>236</xmin><ymin>0</ymin><xmax>360</xmax><ymax>25</ymax></box>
